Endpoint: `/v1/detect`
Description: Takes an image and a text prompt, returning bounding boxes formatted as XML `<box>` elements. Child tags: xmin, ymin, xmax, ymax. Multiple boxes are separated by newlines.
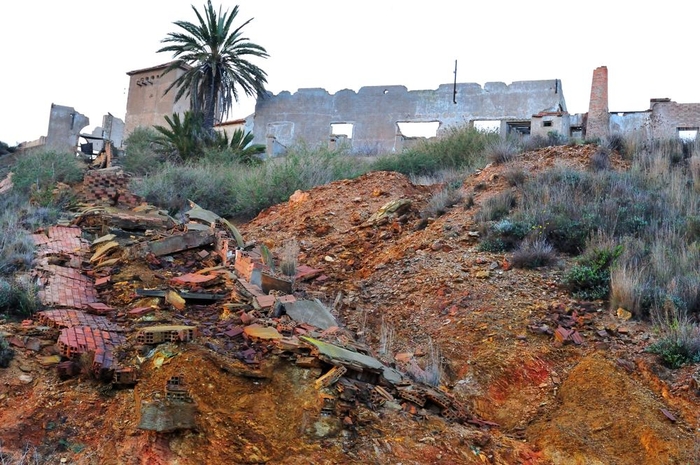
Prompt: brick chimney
<box><xmin>585</xmin><ymin>66</ymin><xmax>610</xmax><ymax>140</ymax></box>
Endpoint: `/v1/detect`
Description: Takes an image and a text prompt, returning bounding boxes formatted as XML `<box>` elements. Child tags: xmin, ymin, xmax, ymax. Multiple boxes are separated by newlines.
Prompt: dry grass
<box><xmin>510</xmin><ymin>237</ymin><xmax>556</xmax><ymax>269</ymax></box>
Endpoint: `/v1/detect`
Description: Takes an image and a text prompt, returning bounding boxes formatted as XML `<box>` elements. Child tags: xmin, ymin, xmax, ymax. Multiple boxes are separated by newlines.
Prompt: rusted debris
<box><xmin>260</xmin><ymin>271</ymin><xmax>293</xmax><ymax>294</ymax></box>
<box><xmin>141</xmin><ymin>230</ymin><xmax>216</xmax><ymax>257</ymax></box>
<box><xmin>90</xmin><ymin>241</ymin><xmax>119</xmax><ymax>263</ymax></box>
<box><xmin>315</xmin><ymin>365</ymin><xmax>348</xmax><ymax>389</ymax></box>
<box><xmin>37</xmin><ymin>309</ymin><xmax>123</xmax><ymax>332</ymax></box>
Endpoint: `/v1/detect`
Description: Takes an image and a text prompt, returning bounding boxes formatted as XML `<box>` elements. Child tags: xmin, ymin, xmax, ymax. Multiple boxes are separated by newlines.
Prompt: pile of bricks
<box><xmin>234</xmin><ymin>249</ymin><xmax>264</xmax><ymax>282</ymax></box>
<box><xmin>83</xmin><ymin>167</ymin><xmax>143</xmax><ymax>207</ymax></box>
<box><xmin>32</xmin><ymin>226</ymin><xmax>88</xmax><ymax>257</ymax></box>
<box><xmin>57</xmin><ymin>326</ymin><xmax>126</xmax><ymax>359</ymax></box>
<box><xmin>37</xmin><ymin>309</ymin><xmax>122</xmax><ymax>332</ymax></box>
<box><xmin>136</xmin><ymin>325</ymin><xmax>198</xmax><ymax>345</ymax></box>
<box><xmin>36</xmin><ymin>268</ymin><xmax>99</xmax><ymax>309</ymax></box>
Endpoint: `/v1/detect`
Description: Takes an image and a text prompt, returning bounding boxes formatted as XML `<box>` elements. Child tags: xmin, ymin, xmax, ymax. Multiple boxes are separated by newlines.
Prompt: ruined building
<box><xmin>587</xmin><ymin>66</ymin><xmax>700</xmax><ymax>141</ymax></box>
<box><xmin>121</xmin><ymin>63</ymin><xmax>700</xmax><ymax>155</ymax></box>
<box><xmin>18</xmin><ymin>104</ymin><xmax>125</xmax><ymax>155</ymax></box>
<box><xmin>124</xmin><ymin>61</ymin><xmax>191</xmax><ymax>136</ymax></box>
<box><xmin>251</xmin><ymin>80</ymin><xmax>568</xmax><ymax>155</ymax></box>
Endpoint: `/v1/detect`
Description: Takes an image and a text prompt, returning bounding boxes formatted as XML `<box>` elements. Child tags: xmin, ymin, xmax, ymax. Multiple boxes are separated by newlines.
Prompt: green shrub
<box><xmin>11</xmin><ymin>150</ymin><xmax>84</xmax><ymax>194</ymax></box>
<box><xmin>646</xmin><ymin>313</ymin><xmax>700</xmax><ymax>368</ymax></box>
<box><xmin>130</xmin><ymin>161</ymin><xmax>237</xmax><ymax>216</ymax></box>
<box><xmin>591</xmin><ymin>147</ymin><xmax>611</xmax><ymax>171</ymax></box>
<box><xmin>0</xmin><ymin>276</ymin><xmax>39</xmax><ymax>316</ymax></box>
<box><xmin>604</xmin><ymin>133</ymin><xmax>627</xmax><ymax>156</ymax></box>
<box><xmin>122</xmin><ymin>127</ymin><xmax>166</xmax><ymax>176</ymax></box>
<box><xmin>565</xmin><ymin>242</ymin><xmax>623</xmax><ymax>300</ymax></box>
<box><xmin>131</xmin><ymin>143</ymin><xmax>367</xmax><ymax>220</ymax></box>
<box><xmin>502</xmin><ymin>166</ymin><xmax>528</xmax><ymax>187</ymax></box>
<box><xmin>154</xmin><ymin>111</ymin><xmax>210</xmax><ymax>162</ymax></box>
<box><xmin>475</xmin><ymin>191</ymin><xmax>516</xmax><ymax>222</ymax></box>
<box><xmin>478</xmin><ymin>219</ymin><xmax>530</xmax><ymax>252</ymax></box>
<box><xmin>212</xmin><ymin>128</ymin><xmax>265</xmax><ymax>166</ymax></box>
<box><xmin>372</xmin><ymin>125</ymin><xmax>495</xmax><ymax>176</ymax></box>
<box><xmin>0</xmin><ymin>141</ymin><xmax>17</xmax><ymax>156</ymax></box>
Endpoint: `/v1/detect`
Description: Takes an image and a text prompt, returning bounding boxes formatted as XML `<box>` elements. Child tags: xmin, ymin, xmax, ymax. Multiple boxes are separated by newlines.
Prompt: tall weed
<box><xmin>11</xmin><ymin>150</ymin><xmax>84</xmax><ymax>194</ymax></box>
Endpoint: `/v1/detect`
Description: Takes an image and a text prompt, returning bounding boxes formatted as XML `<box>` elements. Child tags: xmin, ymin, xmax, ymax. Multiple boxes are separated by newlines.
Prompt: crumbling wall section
<box><xmin>83</xmin><ymin>168</ymin><xmax>144</xmax><ymax>207</ymax></box>
<box><xmin>650</xmin><ymin>101</ymin><xmax>700</xmax><ymax>139</ymax></box>
<box><xmin>254</xmin><ymin>80</ymin><xmax>566</xmax><ymax>154</ymax></box>
<box><xmin>609</xmin><ymin>111</ymin><xmax>651</xmax><ymax>139</ymax></box>
<box><xmin>45</xmin><ymin>104</ymin><xmax>89</xmax><ymax>154</ymax></box>
<box><xmin>586</xmin><ymin>66</ymin><xmax>609</xmax><ymax>140</ymax></box>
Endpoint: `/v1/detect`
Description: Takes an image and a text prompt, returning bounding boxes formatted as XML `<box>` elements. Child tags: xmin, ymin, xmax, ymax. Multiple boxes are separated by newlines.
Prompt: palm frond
<box><xmin>157</xmin><ymin>0</ymin><xmax>268</xmax><ymax>133</ymax></box>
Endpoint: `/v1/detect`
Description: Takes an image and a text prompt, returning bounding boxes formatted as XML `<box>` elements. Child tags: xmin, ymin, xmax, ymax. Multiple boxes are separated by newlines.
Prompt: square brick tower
<box><xmin>585</xmin><ymin>66</ymin><xmax>610</xmax><ymax>140</ymax></box>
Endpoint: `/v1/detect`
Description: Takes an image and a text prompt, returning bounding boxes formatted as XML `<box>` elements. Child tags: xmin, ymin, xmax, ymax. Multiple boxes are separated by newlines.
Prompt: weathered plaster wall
<box><xmin>102</xmin><ymin>114</ymin><xmax>125</xmax><ymax>148</ymax></box>
<box><xmin>45</xmin><ymin>104</ymin><xmax>89</xmax><ymax>154</ymax></box>
<box><xmin>124</xmin><ymin>63</ymin><xmax>190</xmax><ymax>136</ymax></box>
<box><xmin>531</xmin><ymin>113</ymin><xmax>570</xmax><ymax>138</ymax></box>
<box><xmin>254</xmin><ymin>80</ymin><xmax>566</xmax><ymax>154</ymax></box>
<box><xmin>609</xmin><ymin>111</ymin><xmax>651</xmax><ymax>138</ymax></box>
<box><xmin>650</xmin><ymin>101</ymin><xmax>700</xmax><ymax>139</ymax></box>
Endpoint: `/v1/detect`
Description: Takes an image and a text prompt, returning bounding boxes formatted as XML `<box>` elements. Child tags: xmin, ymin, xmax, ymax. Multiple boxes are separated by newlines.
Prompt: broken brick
<box><xmin>224</xmin><ymin>327</ymin><xmax>243</xmax><ymax>339</ymax></box>
<box><xmin>94</xmin><ymin>276</ymin><xmax>112</xmax><ymax>288</ymax></box>
<box><xmin>170</xmin><ymin>273</ymin><xmax>219</xmax><ymax>286</ymax></box>
<box><xmin>128</xmin><ymin>307</ymin><xmax>154</xmax><ymax>317</ymax></box>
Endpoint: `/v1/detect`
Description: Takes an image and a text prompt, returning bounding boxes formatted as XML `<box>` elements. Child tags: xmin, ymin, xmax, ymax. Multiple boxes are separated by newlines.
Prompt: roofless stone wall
<box><xmin>253</xmin><ymin>80</ymin><xmax>566</xmax><ymax>154</ymax></box>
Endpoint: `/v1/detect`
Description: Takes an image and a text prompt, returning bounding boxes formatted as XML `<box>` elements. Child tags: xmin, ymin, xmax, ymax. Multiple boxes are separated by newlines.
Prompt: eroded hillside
<box><xmin>0</xmin><ymin>145</ymin><xmax>698</xmax><ymax>464</ymax></box>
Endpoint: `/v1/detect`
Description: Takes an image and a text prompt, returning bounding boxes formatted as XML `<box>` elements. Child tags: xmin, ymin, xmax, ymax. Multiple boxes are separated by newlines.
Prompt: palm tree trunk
<box><xmin>203</xmin><ymin>77</ymin><xmax>217</xmax><ymax>135</ymax></box>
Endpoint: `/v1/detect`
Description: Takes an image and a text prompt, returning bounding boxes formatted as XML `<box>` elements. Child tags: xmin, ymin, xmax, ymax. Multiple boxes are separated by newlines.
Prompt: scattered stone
<box><xmin>616</xmin><ymin>307</ymin><xmax>632</xmax><ymax>321</ymax></box>
<box><xmin>165</xmin><ymin>290</ymin><xmax>186</xmax><ymax>311</ymax></box>
<box><xmin>38</xmin><ymin>355</ymin><xmax>62</xmax><ymax>367</ymax></box>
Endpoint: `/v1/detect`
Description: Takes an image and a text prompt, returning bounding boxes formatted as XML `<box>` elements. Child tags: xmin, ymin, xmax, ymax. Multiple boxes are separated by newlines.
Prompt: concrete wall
<box><xmin>531</xmin><ymin>113</ymin><xmax>570</xmax><ymax>138</ymax></box>
<box><xmin>124</xmin><ymin>62</ymin><xmax>190</xmax><ymax>136</ymax></box>
<box><xmin>45</xmin><ymin>104</ymin><xmax>89</xmax><ymax>154</ymax></box>
<box><xmin>254</xmin><ymin>79</ymin><xmax>566</xmax><ymax>154</ymax></box>
<box><xmin>609</xmin><ymin>111</ymin><xmax>651</xmax><ymax>139</ymax></box>
<box><xmin>102</xmin><ymin>114</ymin><xmax>125</xmax><ymax>148</ymax></box>
<box><xmin>606</xmin><ymin>102</ymin><xmax>700</xmax><ymax>140</ymax></box>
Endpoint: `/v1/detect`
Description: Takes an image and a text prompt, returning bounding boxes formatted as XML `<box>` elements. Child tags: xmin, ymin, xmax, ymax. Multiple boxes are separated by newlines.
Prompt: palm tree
<box><xmin>158</xmin><ymin>1</ymin><xmax>268</xmax><ymax>134</ymax></box>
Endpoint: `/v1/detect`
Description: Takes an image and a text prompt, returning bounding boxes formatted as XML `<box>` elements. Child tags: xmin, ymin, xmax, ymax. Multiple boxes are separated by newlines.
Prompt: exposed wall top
<box><xmin>254</xmin><ymin>79</ymin><xmax>566</xmax><ymax>154</ymax></box>
<box><xmin>126</xmin><ymin>61</ymin><xmax>190</xmax><ymax>76</ymax></box>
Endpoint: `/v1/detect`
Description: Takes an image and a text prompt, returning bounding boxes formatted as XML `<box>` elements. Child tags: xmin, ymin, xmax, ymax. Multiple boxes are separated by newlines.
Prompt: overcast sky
<box><xmin>1</xmin><ymin>0</ymin><xmax>697</xmax><ymax>144</ymax></box>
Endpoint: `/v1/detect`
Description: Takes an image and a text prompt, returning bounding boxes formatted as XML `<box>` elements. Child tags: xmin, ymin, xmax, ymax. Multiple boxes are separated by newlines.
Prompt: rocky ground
<box><xmin>0</xmin><ymin>145</ymin><xmax>698</xmax><ymax>464</ymax></box>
